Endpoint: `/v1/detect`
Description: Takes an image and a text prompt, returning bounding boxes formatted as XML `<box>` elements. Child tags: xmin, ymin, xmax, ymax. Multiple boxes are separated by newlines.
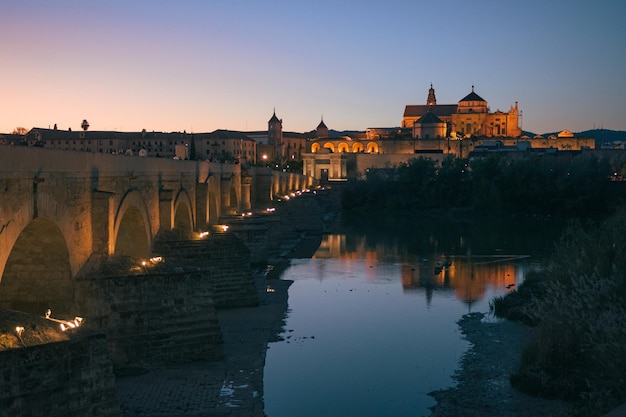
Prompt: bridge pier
<box><xmin>158</xmin><ymin>189</ymin><xmax>174</xmax><ymax>232</ymax></box>
<box><xmin>91</xmin><ymin>191</ymin><xmax>115</xmax><ymax>255</ymax></box>
<box><xmin>74</xmin><ymin>255</ymin><xmax>226</xmax><ymax>371</ymax></box>
<box><xmin>195</xmin><ymin>182</ymin><xmax>209</xmax><ymax>229</ymax></box>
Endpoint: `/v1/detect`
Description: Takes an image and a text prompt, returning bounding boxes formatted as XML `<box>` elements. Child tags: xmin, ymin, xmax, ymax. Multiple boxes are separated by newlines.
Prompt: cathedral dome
<box><xmin>459</xmin><ymin>86</ymin><xmax>486</xmax><ymax>103</ymax></box>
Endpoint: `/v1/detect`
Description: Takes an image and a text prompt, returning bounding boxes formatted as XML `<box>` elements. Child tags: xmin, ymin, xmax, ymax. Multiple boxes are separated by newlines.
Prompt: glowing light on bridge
<box><xmin>60</xmin><ymin>317</ymin><xmax>84</xmax><ymax>332</ymax></box>
<box><xmin>266</xmin><ymin>207</ymin><xmax>276</xmax><ymax>212</ymax></box>
<box><xmin>141</xmin><ymin>256</ymin><xmax>164</xmax><ymax>267</ymax></box>
<box><xmin>14</xmin><ymin>326</ymin><xmax>25</xmax><ymax>346</ymax></box>
<box><xmin>44</xmin><ymin>309</ymin><xmax>85</xmax><ymax>332</ymax></box>
<box><xmin>198</xmin><ymin>231</ymin><xmax>209</xmax><ymax>238</ymax></box>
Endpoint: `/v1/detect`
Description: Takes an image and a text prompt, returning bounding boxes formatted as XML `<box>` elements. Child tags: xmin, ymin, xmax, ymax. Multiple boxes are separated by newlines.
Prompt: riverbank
<box><xmin>115</xmin><ymin>275</ymin><xmax>292</xmax><ymax>417</ymax></box>
<box><xmin>428</xmin><ymin>312</ymin><xmax>572</xmax><ymax>417</ymax></box>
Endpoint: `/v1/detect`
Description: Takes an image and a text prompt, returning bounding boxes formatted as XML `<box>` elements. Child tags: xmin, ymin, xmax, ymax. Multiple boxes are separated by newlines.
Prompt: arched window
<box><xmin>352</xmin><ymin>143</ymin><xmax>364</xmax><ymax>153</ymax></box>
<box><xmin>366</xmin><ymin>142</ymin><xmax>379</xmax><ymax>153</ymax></box>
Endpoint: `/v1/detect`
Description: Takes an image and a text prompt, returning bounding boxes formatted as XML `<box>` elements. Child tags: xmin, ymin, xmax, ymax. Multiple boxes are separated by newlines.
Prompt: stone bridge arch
<box><xmin>220</xmin><ymin>174</ymin><xmax>240</xmax><ymax>215</ymax></box>
<box><xmin>173</xmin><ymin>189</ymin><xmax>194</xmax><ymax>238</ymax></box>
<box><xmin>113</xmin><ymin>189</ymin><xmax>152</xmax><ymax>259</ymax></box>
<box><xmin>194</xmin><ymin>175</ymin><xmax>221</xmax><ymax>229</ymax></box>
<box><xmin>0</xmin><ymin>217</ymin><xmax>73</xmax><ymax>316</ymax></box>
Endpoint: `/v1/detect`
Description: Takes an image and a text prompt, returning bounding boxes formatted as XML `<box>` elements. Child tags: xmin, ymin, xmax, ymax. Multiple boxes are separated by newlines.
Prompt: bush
<box><xmin>494</xmin><ymin>209</ymin><xmax>626</xmax><ymax>416</ymax></box>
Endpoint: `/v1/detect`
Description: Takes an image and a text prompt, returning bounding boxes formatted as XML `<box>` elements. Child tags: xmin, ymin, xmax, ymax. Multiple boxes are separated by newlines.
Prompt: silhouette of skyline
<box><xmin>2</xmin><ymin>1</ymin><xmax>625</xmax><ymax>135</ymax></box>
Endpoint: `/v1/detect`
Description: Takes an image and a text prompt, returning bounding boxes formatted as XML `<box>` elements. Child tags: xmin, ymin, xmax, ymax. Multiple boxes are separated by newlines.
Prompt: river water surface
<box><xmin>263</xmin><ymin>215</ymin><xmax>564</xmax><ymax>417</ymax></box>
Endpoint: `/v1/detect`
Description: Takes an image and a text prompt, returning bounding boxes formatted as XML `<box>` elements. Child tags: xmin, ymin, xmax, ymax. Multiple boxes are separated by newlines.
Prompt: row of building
<box><xmin>2</xmin><ymin>85</ymin><xmax>597</xmax><ymax>181</ymax></box>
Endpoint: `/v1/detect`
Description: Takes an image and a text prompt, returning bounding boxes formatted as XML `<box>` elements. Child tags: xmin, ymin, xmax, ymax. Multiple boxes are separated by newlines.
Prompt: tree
<box><xmin>11</xmin><ymin>127</ymin><xmax>27</xmax><ymax>135</ymax></box>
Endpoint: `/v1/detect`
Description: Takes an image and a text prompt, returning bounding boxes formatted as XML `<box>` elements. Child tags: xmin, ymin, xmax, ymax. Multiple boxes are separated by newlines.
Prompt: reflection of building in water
<box><xmin>315</xmin><ymin>234</ymin><xmax>402</xmax><ymax>262</ymax></box>
<box><xmin>451</xmin><ymin>259</ymin><xmax>516</xmax><ymax>309</ymax></box>
<box><xmin>313</xmin><ymin>234</ymin><xmax>346</xmax><ymax>258</ymax></box>
<box><xmin>402</xmin><ymin>256</ymin><xmax>519</xmax><ymax>307</ymax></box>
<box><xmin>316</xmin><ymin>234</ymin><xmax>522</xmax><ymax>306</ymax></box>
<box><xmin>315</xmin><ymin>234</ymin><xmax>404</xmax><ymax>282</ymax></box>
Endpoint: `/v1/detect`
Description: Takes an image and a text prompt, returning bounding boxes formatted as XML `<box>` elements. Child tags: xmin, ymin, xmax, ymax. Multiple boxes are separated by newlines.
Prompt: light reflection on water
<box><xmin>264</xmin><ymin>232</ymin><xmax>538</xmax><ymax>417</ymax></box>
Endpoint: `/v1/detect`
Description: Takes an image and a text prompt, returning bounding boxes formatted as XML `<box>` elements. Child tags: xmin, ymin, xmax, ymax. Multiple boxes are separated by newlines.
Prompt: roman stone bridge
<box><xmin>0</xmin><ymin>145</ymin><xmax>314</xmax><ymax>317</ymax></box>
<box><xmin>0</xmin><ymin>145</ymin><xmax>323</xmax><ymax>416</ymax></box>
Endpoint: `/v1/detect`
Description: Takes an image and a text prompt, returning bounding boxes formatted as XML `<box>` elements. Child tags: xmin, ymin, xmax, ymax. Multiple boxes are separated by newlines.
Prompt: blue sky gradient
<box><xmin>2</xmin><ymin>0</ymin><xmax>625</xmax><ymax>134</ymax></box>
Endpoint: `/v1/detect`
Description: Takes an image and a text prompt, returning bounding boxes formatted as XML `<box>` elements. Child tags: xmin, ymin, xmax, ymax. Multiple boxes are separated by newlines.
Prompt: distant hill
<box><xmin>328</xmin><ymin>129</ymin><xmax>366</xmax><ymax>138</ymax></box>
<box><xmin>575</xmin><ymin>129</ymin><xmax>626</xmax><ymax>144</ymax></box>
<box><xmin>523</xmin><ymin>129</ymin><xmax>626</xmax><ymax>144</ymax></box>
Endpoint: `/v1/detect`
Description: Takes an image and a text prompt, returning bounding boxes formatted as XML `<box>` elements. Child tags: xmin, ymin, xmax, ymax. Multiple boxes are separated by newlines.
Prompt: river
<box><xmin>263</xmin><ymin>214</ymin><xmax>564</xmax><ymax>417</ymax></box>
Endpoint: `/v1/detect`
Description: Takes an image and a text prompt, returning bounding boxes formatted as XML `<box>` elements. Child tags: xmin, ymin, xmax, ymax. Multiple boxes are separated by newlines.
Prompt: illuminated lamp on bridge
<box><xmin>44</xmin><ymin>309</ymin><xmax>85</xmax><ymax>332</ymax></box>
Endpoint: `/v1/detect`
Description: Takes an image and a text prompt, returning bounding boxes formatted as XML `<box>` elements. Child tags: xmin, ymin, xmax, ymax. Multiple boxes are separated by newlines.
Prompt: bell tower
<box><xmin>268</xmin><ymin>109</ymin><xmax>283</xmax><ymax>161</ymax></box>
<box><xmin>268</xmin><ymin>109</ymin><xmax>282</xmax><ymax>145</ymax></box>
<box><xmin>426</xmin><ymin>83</ymin><xmax>437</xmax><ymax>106</ymax></box>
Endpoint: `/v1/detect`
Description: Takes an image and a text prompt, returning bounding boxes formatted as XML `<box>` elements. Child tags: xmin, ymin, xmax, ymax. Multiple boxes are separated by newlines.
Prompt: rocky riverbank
<box><xmin>428</xmin><ymin>312</ymin><xmax>572</xmax><ymax>417</ymax></box>
<box><xmin>116</xmin><ymin>275</ymin><xmax>292</xmax><ymax>417</ymax></box>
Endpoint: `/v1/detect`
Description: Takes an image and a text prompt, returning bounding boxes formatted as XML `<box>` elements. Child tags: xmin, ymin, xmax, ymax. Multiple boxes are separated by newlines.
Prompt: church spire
<box><xmin>426</xmin><ymin>83</ymin><xmax>437</xmax><ymax>106</ymax></box>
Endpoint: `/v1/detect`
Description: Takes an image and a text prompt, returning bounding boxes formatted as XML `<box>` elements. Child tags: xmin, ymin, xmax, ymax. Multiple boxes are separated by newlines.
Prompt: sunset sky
<box><xmin>2</xmin><ymin>1</ymin><xmax>625</xmax><ymax>135</ymax></box>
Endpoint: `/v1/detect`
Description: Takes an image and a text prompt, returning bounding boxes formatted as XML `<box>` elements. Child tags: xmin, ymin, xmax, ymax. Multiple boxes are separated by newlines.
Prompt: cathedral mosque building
<box><xmin>303</xmin><ymin>85</ymin><xmax>594</xmax><ymax>182</ymax></box>
<box><xmin>402</xmin><ymin>84</ymin><xmax>522</xmax><ymax>139</ymax></box>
